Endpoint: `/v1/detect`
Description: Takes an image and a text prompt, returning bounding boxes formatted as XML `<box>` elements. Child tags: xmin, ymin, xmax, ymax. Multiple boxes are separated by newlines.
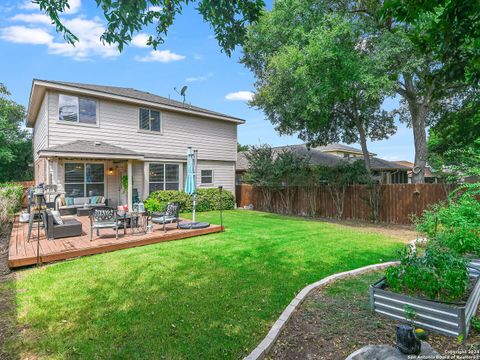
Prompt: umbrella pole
<box><xmin>192</xmin><ymin>193</ymin><xmax>197</xmax><ymax>225</ymax></box>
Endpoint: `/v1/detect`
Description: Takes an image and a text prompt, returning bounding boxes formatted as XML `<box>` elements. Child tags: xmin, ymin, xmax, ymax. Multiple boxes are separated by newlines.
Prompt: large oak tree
<box><xmin>242</xmin><ymin>4</ymin><xmax>396</xmax><ymax>173</ymax></box>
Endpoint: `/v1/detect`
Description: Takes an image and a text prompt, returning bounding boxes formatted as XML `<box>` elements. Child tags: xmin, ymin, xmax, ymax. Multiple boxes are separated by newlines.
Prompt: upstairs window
<box><xmin>139</xmin><ymin>108</ymin><xmax>161</xmax><ymax>132</ymax></box>
<box><xmin>59</xmin><ymin>94</ymin><xmax>97</xmax><ymax>124</ymax></box>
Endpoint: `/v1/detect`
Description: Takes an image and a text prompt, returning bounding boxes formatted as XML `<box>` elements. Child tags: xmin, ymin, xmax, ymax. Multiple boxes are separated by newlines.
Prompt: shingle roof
<box><xmin>35</xmin><ymin>79</ymin><xmax>245</xmax><ymax>123</ymax></box>
<box><xmin>393</xmin><ymin>160</ymin><xmax>436</xmax><ymax>177</ymax></box>
<box><xmin>314</xmin><ymin>143</ymin><xmax>376</xmax><ymax>156</ymax></box>
<box><xmin>237</xmin><ymin>144</ymin><xmax>409</xmax><ymax>171</ymax></box>
<box><xmin>44</xmin><ymin>140</ymin><xmax>139</xmax><ymax>156</ymax></box>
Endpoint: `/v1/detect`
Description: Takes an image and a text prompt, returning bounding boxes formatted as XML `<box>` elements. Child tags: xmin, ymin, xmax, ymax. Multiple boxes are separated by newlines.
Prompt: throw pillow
<box><xmin>65</xmin><ymin>197</ymin><xmax>74</xmax><ymax>206</ymax></box>
<box><xmin>90</xmin><ymin>196</ymin><xmax>98</xmax><ymax>204</ymax></box>
<box><xmin>51</xmin><ymin>210</ymin><xmax>63</xmax><ymax>225</ymax></box>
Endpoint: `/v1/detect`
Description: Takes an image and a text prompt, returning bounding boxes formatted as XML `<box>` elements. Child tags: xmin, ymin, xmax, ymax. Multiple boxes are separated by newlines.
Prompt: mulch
<box><xmin>0</xmin><ymin>223</ymin><xmax>12</xmax><ymax>277</ymax></box>
<box><xmin>266</xmin><ymin>270</ymin><xmax>480</xmax><ymax>359</ymax></box>
<box><xmin>0</xmin><ymin>222</ymin><xmax>19</xmax><ymax>360</ymax></box>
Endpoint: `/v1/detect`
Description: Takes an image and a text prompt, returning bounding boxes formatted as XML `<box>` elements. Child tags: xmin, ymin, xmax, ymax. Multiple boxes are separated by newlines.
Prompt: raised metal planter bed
<box><xmin>370</xmin><ymin>262</ymin><xmax>480</xmax><ymax>338</ymax></box>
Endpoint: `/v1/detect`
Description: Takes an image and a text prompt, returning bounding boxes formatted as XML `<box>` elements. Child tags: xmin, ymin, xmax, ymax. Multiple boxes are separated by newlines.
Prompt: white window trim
<box><xmin>148</xmin><ymin>163</ymin><xmax>180</xmax><ymax>192</ymax></box>
<box><xmin>138</xmin><ymin>107</ymin><xmax>163</xmax><ymax>134</ymax></box>
<box><xmin>64</xmin><ymin>161</ymin><xmax>106</xmax><ymax>197</ymax></box>
<box><xmin>57</xmin><ymin>94</ymin><xmax>99</xmax><ymax>127</ymax></box>
<box><xmin>200</xmin><ymin>169</ymin><xmax>214</xmax><ymax>186</ymax></box>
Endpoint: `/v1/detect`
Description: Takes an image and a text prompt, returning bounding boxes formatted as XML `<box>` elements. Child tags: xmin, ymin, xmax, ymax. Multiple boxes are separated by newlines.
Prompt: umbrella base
<box><xmin>178</xmin><ymin>221</ymin><xmax>210</xmax><ymax>229</ymax></box>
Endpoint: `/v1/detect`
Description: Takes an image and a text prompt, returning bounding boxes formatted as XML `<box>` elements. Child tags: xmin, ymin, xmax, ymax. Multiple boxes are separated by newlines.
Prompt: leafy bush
<box><xmin>144</xmin><ymin>188</ymin><xmax>235</xmax><ymax>213</ymax></box>
<box><xmin>386</xmin><ymin>241</ymin><xmax>469</xmax><ymax>302</ymax></box>
<box><xmin>416</xmin><ymin>183</ymin><xmax>480</xmax><ymax>255</ymax></box>
<box><xmin>0</xmin><ymin>183</ymin><xmax>23</xmax><ymax>232</ymax></box>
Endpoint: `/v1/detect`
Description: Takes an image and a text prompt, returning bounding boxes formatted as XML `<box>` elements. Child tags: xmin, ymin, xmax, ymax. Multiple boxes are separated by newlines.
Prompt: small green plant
<box><xmin>471</xmin><ymin>316</ymin><xmax>480</xmax><ymax>332</ymax></box>
<box><xmin>403</xmin><ymin>305</ymin><xmax>417</xmax><ymax>326</ymax></box>
<box><xmin>386</xmin><ymin>241</ymin><xmax>469</xmax><ymax>302</ymax></box>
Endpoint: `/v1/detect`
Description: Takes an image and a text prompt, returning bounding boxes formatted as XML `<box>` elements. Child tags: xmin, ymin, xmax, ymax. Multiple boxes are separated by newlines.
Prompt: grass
<box><xmin>2</xmin><ymin>210</ymin><xmax>405</xmax><ymax>359</ymax></box>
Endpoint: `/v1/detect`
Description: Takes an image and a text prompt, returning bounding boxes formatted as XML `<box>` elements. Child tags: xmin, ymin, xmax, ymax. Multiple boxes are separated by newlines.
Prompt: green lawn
<box><xmin>2</xmin><ymin>210</ymin><xmax>405</xmax><ymax>359</ymax></box>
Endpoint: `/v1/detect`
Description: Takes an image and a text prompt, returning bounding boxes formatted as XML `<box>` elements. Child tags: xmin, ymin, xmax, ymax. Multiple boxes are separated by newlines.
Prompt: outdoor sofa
<box><xmin>56</xmin><ymin>196</ymin><xmax>107</xmax><ymax>216</ymax></box>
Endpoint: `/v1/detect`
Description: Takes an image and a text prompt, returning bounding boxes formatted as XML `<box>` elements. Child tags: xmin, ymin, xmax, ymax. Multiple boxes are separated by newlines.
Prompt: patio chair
<box><xmin>44</xmin><ymin>210</ymin><xmax>83</xmax><ymax>240</ymax></box>
<box><xmin>89</xmin><ymin>206</ymin><xmax>126</xmax><ymax>241</ymax></box>
<box><xmin>150</xmin><ymin>202</ymin><xmax>181</xmax><ymax>232</ymax></box>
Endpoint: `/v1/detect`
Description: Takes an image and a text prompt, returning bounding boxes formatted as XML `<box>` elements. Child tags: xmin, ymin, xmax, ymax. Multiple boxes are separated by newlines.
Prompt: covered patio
<box><xmin>8</xmin><ymin>215</ymin><xmax>223</xmax><ymax>268</ymax></box>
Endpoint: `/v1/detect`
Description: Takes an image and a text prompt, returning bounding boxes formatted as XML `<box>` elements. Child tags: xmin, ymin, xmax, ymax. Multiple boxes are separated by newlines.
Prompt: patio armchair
<box><xmin>150</xmin><ymin>202</ymin><xmax>181</xmax><ymax>232</ymax></box>
<box><xmin>44</xmin><ymin>210</ymin><xmax>83</xmax><ymax>240</ymax></box>
<box><xmin>89</xmin><ymin>206</ymin><xmax>126</xmax><ymax>241</ymax></box>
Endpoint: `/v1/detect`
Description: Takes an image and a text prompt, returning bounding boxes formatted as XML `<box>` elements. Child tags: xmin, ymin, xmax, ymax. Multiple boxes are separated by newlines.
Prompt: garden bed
<box><xmin>370</xmin><ymin>264</ymin><xmax>480</xmax><ymax>338</ymax></box>
<box><xmin>266</xmin><ymin>271</ymin><xmax>480</xmax><ymax>359</ymax></box>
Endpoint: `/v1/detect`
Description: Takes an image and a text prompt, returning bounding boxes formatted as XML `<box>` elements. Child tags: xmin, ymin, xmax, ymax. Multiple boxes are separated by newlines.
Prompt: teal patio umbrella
<box><xmin>179</xmin><ymin>147</ymin><xmax>210</xmax><ymax>229</ymax></box>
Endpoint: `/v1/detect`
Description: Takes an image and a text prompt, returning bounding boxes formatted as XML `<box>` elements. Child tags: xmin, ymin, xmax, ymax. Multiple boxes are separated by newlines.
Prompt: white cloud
<box><xmin>149</xmin><ymin>5</ymin><xmax>162</xmax><ymax>12</ymax></box>
<box><xmin>19</xmin><ymin>0</ymin><xmax>81</xmax><ymax>13</ymax></box>
<box><xmin>64</xmin><ymin>0</ymin><xmax>81</xmax><ymax>14</ymax></box>
<box><xmin>225</xmin><ymin>91</ymin><xmax>254</xmax><ymax>101</ymax></box>
<box><xmin>185</xmin><ymin>72</ymin><xmax>213</xmax><ymax>82</ymax></box>
<box><xmin>135</xmin><ymin>49</ymin><xmax>185</xmax><ymax>63</ymax></box>
<box><xmin>47</xmin><ymin>17</ymin><xmax>119</xmax><ymax>59</ymax></box>
<box><xmin>131</xmin><ymin>33</ymin><xmax>150</xmax><ymax>48</ymax></box>
<box><xmin>10</xmin><ymin>13</ymin><xmax>53</xmax><ymax>25</ymax></box>
<box><xmin>193</xmin><ymin>53</ymin><xmax>203</xmax><ymax>60</ymax></box>
<box><xmin>0</xmin><ymin>26</ymin><xmax>53</xmax><ymax>44</ymax></box>
<box><xmin>0</xmin><ymin>16</ymin><xmax>119</xmax><ymax>60</ymax></box>
<box><xmin>18</xmin><ymin>1</ymin><xmax>38</xmax><ymax>10</ymax></box>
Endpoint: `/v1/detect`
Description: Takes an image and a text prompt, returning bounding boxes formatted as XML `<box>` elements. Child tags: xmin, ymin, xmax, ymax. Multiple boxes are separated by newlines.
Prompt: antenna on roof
<box><xmin>174</xmin><ymin>85</ymin><xmax>188</xmax><ymax>103</ymax></box>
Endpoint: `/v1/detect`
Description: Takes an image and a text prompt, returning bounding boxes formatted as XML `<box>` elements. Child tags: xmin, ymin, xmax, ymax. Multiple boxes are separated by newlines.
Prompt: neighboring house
<box><xmin>27</xmin><ymin>80</ymin><xmax>244</xmax><ymax>210</ymax></box>
<box><xmin>393</xmin><ymin>161</ymin><xmax>439</xmax><ymax>183</ymax></box>
<box><xmin>236</xmin><ymin>144</ymin><xmax>410</xmax><ymax>184</ymax></box>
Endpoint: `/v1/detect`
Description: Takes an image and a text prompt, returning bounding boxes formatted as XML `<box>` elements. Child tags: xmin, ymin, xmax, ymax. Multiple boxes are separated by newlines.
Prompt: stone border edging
<box><xmin>244</xmin><ymin>261</ymin><xmax>399</xmax><ymax>360</ymax></box>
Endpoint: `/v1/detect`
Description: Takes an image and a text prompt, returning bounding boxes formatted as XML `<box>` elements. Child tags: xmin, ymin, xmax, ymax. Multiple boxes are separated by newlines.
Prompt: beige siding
<box><xmin>33</xmin><ymin>94</ymin><xmax>48</xmax><ymax>161</ymax></box>
<box><xmin>196</xmin><ymin>161</ymin><xmax>235</xmax><ymax>193</ymax></box>
<box><xmin>47</xmin><ymin>92</ymin><xmax>237</xmax><ymax>162</ymax></box>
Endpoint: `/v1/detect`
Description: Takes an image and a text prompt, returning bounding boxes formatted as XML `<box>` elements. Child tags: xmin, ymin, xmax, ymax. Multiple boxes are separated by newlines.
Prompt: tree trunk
<box><xmin>411</xmin><ymin>110</ymin><xmax>427</xmax><ymax>183</ymax></box>
<box><xmin>353</xmin><ymin>115</ymin><xmax>372</xmax><ymax>173</ymax></box>
<box><xmin>402</xmin><ymin>73</ymin><xmax>431</xmax><ymax>184</ymax></box>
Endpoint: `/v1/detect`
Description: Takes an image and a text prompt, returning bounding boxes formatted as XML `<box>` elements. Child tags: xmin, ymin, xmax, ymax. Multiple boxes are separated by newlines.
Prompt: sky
<box><xmin>0</xmin><ymin>0</ymin><xmax>414</xmax><ymax>162</ymax></box>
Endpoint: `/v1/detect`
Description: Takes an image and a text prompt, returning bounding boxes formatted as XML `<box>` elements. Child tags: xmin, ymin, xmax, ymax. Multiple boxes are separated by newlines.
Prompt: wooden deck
<box><xmin>8</xmin><ymin>216</ymin><xmax>223</xmax><ymax>268</ymax></box>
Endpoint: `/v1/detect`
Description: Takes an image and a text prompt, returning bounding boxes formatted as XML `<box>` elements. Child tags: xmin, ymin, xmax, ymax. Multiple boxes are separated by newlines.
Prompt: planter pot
<box><xmin>370</xmin><ymin>261</ymin><xmax>480</xmax><ymax>338</ymax></box>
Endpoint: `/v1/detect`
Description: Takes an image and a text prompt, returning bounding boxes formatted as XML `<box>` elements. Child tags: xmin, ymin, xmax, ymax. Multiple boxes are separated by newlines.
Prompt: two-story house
<box><xmin>27</xmin><ymin>80</ymin><xmax>244</xmax><ymax>210</ymax></box>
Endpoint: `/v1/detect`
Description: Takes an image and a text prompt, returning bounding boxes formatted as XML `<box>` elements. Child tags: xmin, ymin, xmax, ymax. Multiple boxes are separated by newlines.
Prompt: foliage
<box><xmin>144</xmin><ymin>188</ymin><xmax>235</xmax><ymax>213</ymax></box>
<box><xmin>427</xmin><ymin>93</ymin><xmax>480</xmax><ymax>180</ymax></box>
<box><xmin>386</xmin><ymin>241</ymin><xmax>469</xmax><ymax>302</ymax></box>
<box><xmin>36</xmin><ymin>0</ymin><xmax>265</xmax><ymax>56</ymax></box>
<box><xmin>0</xmin><ymin>183</ymin><xmax>23</xmax><ymax>233</ymax></box>
<box><xmin>243</xmin><ymin>145</ymin><xmax>311</xmax><ymax>213</ymax></box>
<box><xmin>242</xmin><ymin>7</ymin><xmax>396</xmax><ymax>172</ymax></box>
<box><xmin>237</xmin><ymin>143</ymin><xmax>250</xmax><ymax>152</ymax></box>
<box><xmin>0</xmin><ymin>83</ymin><xmax>33</xmax><ymax>182</ymax></box>
<box><xmin>3</xmin><ymin>210</ymin><xmax>403</xmax><ymax>359</ymax></box>
<box><xmin>416</xmin><ymin>184</ymin><xmax>480</xmax><ymax>255</ymax></box>
<box><xmin>382</xmin><ymin>0</ymin><xmax>480</xmax><ymax>83</ymax></box>
<box><xmin>316</xmin><ymin>160</ymin><xmax>369</xmax><ymax>219</ymax></box>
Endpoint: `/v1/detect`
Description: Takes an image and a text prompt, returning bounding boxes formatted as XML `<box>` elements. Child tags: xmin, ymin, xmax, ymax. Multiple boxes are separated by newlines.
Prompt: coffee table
<box><xmin>76</xmin><ymin>207</ymin><xmax>92</xmax><ymax>217</ymax></box>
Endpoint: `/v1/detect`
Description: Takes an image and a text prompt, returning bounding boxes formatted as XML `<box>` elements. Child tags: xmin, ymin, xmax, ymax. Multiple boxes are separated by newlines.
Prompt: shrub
<box><xmin>415</xmin><ymin>183</ymin><xmax>480</xmax><ymax>255</ymax></box>
<box><xmin>144</xmin><ymin>188</ymin><xmax>235</xmax><ymax>213</ymax></box>
<box><xmin>386</xmin><ymin>241</ymin><xmax>469</xmax><ymax>302</ymax></box>
<box><xmin>0</xmin><ymin>183</ymin><xmax>23</xmax><ymax>232</ymax></box>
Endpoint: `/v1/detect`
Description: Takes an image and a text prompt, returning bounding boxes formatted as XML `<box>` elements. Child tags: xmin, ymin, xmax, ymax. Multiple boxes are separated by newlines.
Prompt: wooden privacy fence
<box><xmin>236</xmin><ymin>183</ymin><xmax>455</xmax><ymax>225</ymax></box>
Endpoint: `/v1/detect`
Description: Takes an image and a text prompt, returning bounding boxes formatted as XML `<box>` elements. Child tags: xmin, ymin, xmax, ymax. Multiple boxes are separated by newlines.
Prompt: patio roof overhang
<box><xmin>38</xmin><ymin>150</ymin><xmax>144</xmax><ymax>161</ymax></box>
